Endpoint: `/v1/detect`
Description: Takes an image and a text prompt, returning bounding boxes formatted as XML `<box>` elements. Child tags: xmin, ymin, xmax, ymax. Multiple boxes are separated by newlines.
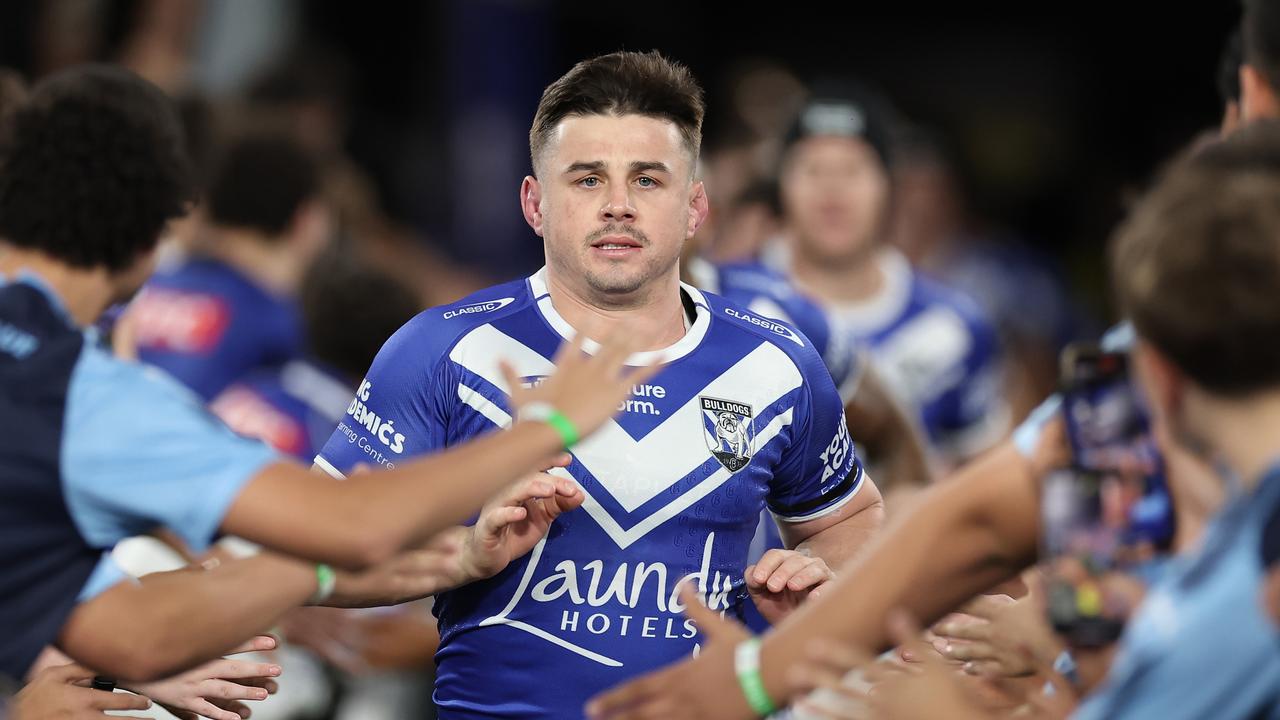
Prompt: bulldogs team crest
<box><xmin>700</xmin><ymin>396</ymin><xmax>755</xmax><ymax>472</ymax></box>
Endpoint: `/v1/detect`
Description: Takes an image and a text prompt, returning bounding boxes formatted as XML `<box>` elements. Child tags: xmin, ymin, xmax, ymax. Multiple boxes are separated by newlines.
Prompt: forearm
<box><xmin>324</xmin><ymin>527</ymin><xmax>477</xmax><ymax>608</ymax></box>
<box><xmin>759</xmin><ymin>442</ymin><xmax>1040</xmax><ymax>705</ymax></box>
<box><xmin>226</xmin><ymin>420</ymin><xmax>563</xmax><ymax>569</ymax></box>
<box><xmin>793</xmin><ymin>496</ymin><xmax>885</xmax><ymax>569</ymax></box>
<box><xmin>58</xmin><ymin>555</ymin><xmax>315</xmax><ymax>682</ymax></box>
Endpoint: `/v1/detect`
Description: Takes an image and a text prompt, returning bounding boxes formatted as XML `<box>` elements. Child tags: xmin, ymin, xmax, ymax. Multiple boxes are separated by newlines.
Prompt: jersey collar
<box><xmin>527</xmin><ymin>267</ymin><xmax>711</xmax><ymax>365</ymax></box>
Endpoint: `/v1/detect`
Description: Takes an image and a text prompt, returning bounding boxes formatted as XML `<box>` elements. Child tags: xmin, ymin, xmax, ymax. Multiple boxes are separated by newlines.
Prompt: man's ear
<box><xmin>521</xmin><ymin>176</ymin><xmax>545</xmax><ymax>238</ymax></box>
<box><xmin>1132</xmin><ymin>338</ymin><xmax>1184</xmax><ymax>440</ymax></box>
<box><xmin>1241</xmin><ymin>63</ymin><xmax>1280</xmax><ymax>123</ymax></box>
<box><xmin>687</xmin><ymin>181</ymin><xmax>709</xmax><ymax>239</ymax></box>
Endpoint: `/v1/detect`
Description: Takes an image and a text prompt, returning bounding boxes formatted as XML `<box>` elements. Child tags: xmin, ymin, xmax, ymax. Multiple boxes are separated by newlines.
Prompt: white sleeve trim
<box><xmin>312</xmin><ymin>455</ymin><xmax>347</xmax><ymax>480</ymax></box>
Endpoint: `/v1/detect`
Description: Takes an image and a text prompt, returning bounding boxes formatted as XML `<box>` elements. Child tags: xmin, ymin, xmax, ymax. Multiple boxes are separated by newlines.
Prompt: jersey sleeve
<box><xmin>60</xmin><ymin>347</ymin><xmax>281</xmax><ymax>553</ymax></box>
<box><xmin>766</xmin><ymin>348</ymin><xmax>865</xmax><ymax>523</ymax></box>
<box><xmin>313</xmin><ymin>312</ymin><xmax>454</xmax><ymax>478</ymax></box>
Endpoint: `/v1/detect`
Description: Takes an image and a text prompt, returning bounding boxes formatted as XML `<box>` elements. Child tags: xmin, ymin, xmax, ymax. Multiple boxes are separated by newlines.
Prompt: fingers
<box><xmin>196</xmin><ymin>678</ymin><xmax>271</xmax><ymax>702</ymax></box>
<box><xmin>785</xmin><ymin>559</ymin><xmax>834</xmax><ymax>593</ymax></box>
<box><xmin>746</xmin><ymin>549</ymin><xmax>790</xmax><ymax>588</ymax></box>
<box><xmin>937</xmin><ymin>639</ymin><xmax>995</xmax><ymax>663</ymax></box>
<box><xmin>748</xmin><ymin>550</ymin><xmax>830</xmax><ymax>593</ymax></box>
<box><xmin>620</xmin><ymin>359</ymin><xmax>660</xmax><ymax>389</ymax></box>
<box><xmin>544</xmin><ymin>452</ymin><xmax>573</xmax><ymax>471</ymax></box>
<box><xmin>962</xmin><ymin>594</ymin><xmax>1015</xmax><ymax>621</ymax></box>
<box><xmin>92</xmin><ymin>689</ymin><xmax>152</xmax><ymax>711</ymax></box>
<box><xmin>227</xmin><ymin>635</ymin><xmax>278</xmax><ymax>656</ymax></box>
<box><xmin>187</xmin><ymin>697</ymin><xmax>252</xmax><ymax>720</ymax></box>
<box><xmin>498</xmin><ymin>359</ymin><xmax>523</xmax><ymax>396</ymax></box>
<box><xmin>674</xmin><ymin>582</ymin><xmax>725</xmax><ymax>634</ymax></box>
<box><xmin>213</xmin><ymin>699</ymin><xmax>254</xmax><ymax>719</ymax></box>
<box><xmin>237</xmin><ymin>677</ymin><xmax>279</xmax><ymax>694</ymax></box>
<box><xmin>933</xmin><ymin>618</ymin><xmax>991</xmax><ymax>642</ymax></box>
<box><xmin>675</xmin><ymin>582</ymin><xmax>745</xmax><ymax>644</ymax></box>
<box><xmin>200</xmin><ymin>659</ymin><xmax>283</xmax><ymax>682</ymax></box>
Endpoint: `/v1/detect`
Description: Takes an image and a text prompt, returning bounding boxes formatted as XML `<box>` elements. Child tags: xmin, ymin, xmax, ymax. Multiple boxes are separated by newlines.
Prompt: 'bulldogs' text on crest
<box><xmin>700</xmin><ymin>396</ymin><xmax>754</xmax><ymax>472</ymax></box>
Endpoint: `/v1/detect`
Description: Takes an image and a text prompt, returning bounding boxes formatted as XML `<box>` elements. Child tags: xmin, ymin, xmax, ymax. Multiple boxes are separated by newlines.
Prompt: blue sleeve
<box><xmin>76</xmin><ymin>552</ymin><xmax>131</xmax><ymax>602</ymax></box>
<box><xmin>741</xmin><ymin>294</ymin><xmax>864</xmax><ymax>405</ymax></box>
<box><xmin>60</xmin><ymin>346</ymin><xmax>280</xmax><ymax>553</ymax></box>
<box><xmin>766</xmin><ymin>349</ymin><xmax>864</xmax><ymax>522</ymax></box>
<box><xmin>314</xmin><ymin>313</ymin><xmax>453</xmax><ymax>477</ymax></box>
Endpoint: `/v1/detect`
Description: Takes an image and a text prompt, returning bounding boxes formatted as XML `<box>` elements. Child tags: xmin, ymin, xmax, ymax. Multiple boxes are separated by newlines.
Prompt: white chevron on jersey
<box><xmin>447</xmin><ymin>324</ymin><xmax>805</xmax><ymax>545</ymax></box>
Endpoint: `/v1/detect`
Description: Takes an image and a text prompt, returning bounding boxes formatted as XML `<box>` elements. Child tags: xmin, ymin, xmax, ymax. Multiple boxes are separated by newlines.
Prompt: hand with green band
<box><xmin>734</xmin><ymin>638</ymin><xmax>778</xmax><ymax>716</ymax></box>
<box><xmin>500</xmin><ymin>331</ymin><xmax>658</xmax><ymax>447</ymax></box>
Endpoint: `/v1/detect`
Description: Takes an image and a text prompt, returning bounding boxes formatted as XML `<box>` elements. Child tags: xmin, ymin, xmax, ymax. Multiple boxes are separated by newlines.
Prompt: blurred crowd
<box><xmin>0</xmin><ymin>1</ymin><xmax>1262</xmax><ymax>719</ymax></box>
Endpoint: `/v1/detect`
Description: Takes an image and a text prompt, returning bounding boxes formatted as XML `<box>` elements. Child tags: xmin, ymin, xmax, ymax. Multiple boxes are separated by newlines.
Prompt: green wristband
<box><xmin>734</xmin><ymin>638</ymin><xmax>777</xmax><ymax>716</ymax></box>
<box><xmin>520</xmin><ymin>402</ymin><xmax>581</xmax><ymax>449</ymax></box>
<box><xmin>543</xmin><ymin>409</ymin><xmax>580</xmax><ymax>449</ymax></box>
<box><xmin>311</xmin><ymin>563</ymin><xmax>336</xmax><ymax>605</ymax></box>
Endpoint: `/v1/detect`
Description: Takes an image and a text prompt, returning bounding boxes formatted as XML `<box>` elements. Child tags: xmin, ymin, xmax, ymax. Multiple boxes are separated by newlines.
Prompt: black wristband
<box><xmin>91</xmin><ymin>676</ymin><xmax>116</xmax><ymax>692</ymax></box>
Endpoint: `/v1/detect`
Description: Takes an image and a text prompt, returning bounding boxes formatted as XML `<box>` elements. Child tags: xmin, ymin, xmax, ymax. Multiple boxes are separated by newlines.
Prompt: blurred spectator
<box><xmin>124</xmin><ymin>131</ymin><xmax>329</xmax><ymax>400</ymax></box>
<box><xmin>766</xmin><ymin>82</ymin><xmax>1009</xmax><ymax>468</ymax></box>
<box><xmin>887</xmin><ymin>128</ymin><xmax>1089</xmax><ymax>421</ymax></box>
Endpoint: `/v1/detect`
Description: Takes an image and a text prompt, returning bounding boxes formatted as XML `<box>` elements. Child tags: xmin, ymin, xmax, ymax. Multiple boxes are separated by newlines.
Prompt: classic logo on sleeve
<box><xmin>700</xmin><ymin>396</ymin><xmax>755</xmax><ymax>472</ymax></box>
<box><xmin>442</xmin><ymin>297</ymin><xmax>516</xmax><ymax>320</ymax></box>
<box><xmin>723</xmin><ymin>307</ymin><xmax>804</xmax><ymax>347</ymax></box>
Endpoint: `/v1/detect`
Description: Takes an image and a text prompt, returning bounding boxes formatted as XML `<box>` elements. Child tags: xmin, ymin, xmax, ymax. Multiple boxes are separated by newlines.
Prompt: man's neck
<box><xmin>1195</xmin><ymin>387</ymin><xmax>1280</xmax><ymax>492</ymax></box>
<box><xmin>543</xmin><ymin>268</ymin><xmax>688</xmax><ymax>352</ymax></box>
<box><xmin>208</xmin><ymin>229</ymin><xmax>301</xmax><ymax>297</ymax></box>
<box><xmin>0</xmin><ymin>248</ymin><xmax>113</xmax><ymax>327</ymax></box>
<box><xmin>787</xmin><ymin>239</ymin><xmax>886</xmax><ymax>305</ymax></box>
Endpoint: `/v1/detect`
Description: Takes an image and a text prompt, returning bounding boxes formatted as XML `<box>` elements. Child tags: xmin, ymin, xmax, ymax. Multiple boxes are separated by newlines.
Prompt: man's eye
<box><xmin>581</xmin><ymin>177</ymin><xmax>599</xmax><ymax>188</ymax></box>
<box><xmin>636</xmin><ymin>177</ymin><xmax>656</xmax><ymax>188</ymax></box>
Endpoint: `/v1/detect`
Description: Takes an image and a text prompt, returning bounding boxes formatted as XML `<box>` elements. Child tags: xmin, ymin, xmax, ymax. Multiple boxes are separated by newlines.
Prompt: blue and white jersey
<box><xmin>766</xmin><ymin>246</ymin><xmax>1006</xmax><ymax>463</ymax></box>
<box><xmin>131</xmin><ymin>257</ymin><xmax>303</xmax><ymax>401</ymax></box>
<box><xmin>1073</xmin><ymin>465</ymin><xmax>1280</xmax><ymax>720</ymax></box>
<box><xmin>0</xmin><ymin>274</ymin><xmax>278</xmax><ymax>684</ymax></box>
<box><xmin>315</xmin><ymin>268</ymin><xmax>864</xmax><ymax>719</ymax></box>
<box><xmin>686</xmin><ymin>258</ymin><xmax>864</xmax><ymax>402</ymax></box>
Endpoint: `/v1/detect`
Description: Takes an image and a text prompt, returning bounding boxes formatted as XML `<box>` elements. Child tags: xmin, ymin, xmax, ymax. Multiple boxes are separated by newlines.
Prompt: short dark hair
<box><xmin>1111</xmin><ymin>124</ymin><xmax>1280</xmax><ymax>395</ymax></box>
<box><xmin>206</xmin><ymin>133</ymin><xmax>320</xmax><ymax>236</ymax></box>
<box><xmin>529</xmin><ymin>50</ymin><xmax>704</xmax><ymax>175</ymax></box>
<box><xmin>0</xmin><ymin>64</ymin><xmax>192</xmax><ymax>271</ymax></box>
<box><xmin>300</xmin><ymin>249</ymin><xmax>420</xmax><ymax>383</ymax></box>
<box><xmin>1244</xmin><ymin>0</ymin><xmax>1280</xmax><ymax>89</ymax></box>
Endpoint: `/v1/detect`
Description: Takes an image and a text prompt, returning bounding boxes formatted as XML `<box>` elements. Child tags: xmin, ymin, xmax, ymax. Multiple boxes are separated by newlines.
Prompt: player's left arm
<box><xmin>780</xmin><ymin>474</ymin><xmax>884</xmax><ymax>576</ymax></box>
<box><xmin>751</xmin><ymin>353</ymin><xmax>886</xmax><ymax>620</ymax></box>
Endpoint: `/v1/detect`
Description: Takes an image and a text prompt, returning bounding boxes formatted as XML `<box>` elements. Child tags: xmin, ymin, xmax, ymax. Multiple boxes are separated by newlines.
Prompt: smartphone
<box><xmin>1041</xmin><ymin>342</ymin><xmax>1175</xmax><ymax>647</ymax></box>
